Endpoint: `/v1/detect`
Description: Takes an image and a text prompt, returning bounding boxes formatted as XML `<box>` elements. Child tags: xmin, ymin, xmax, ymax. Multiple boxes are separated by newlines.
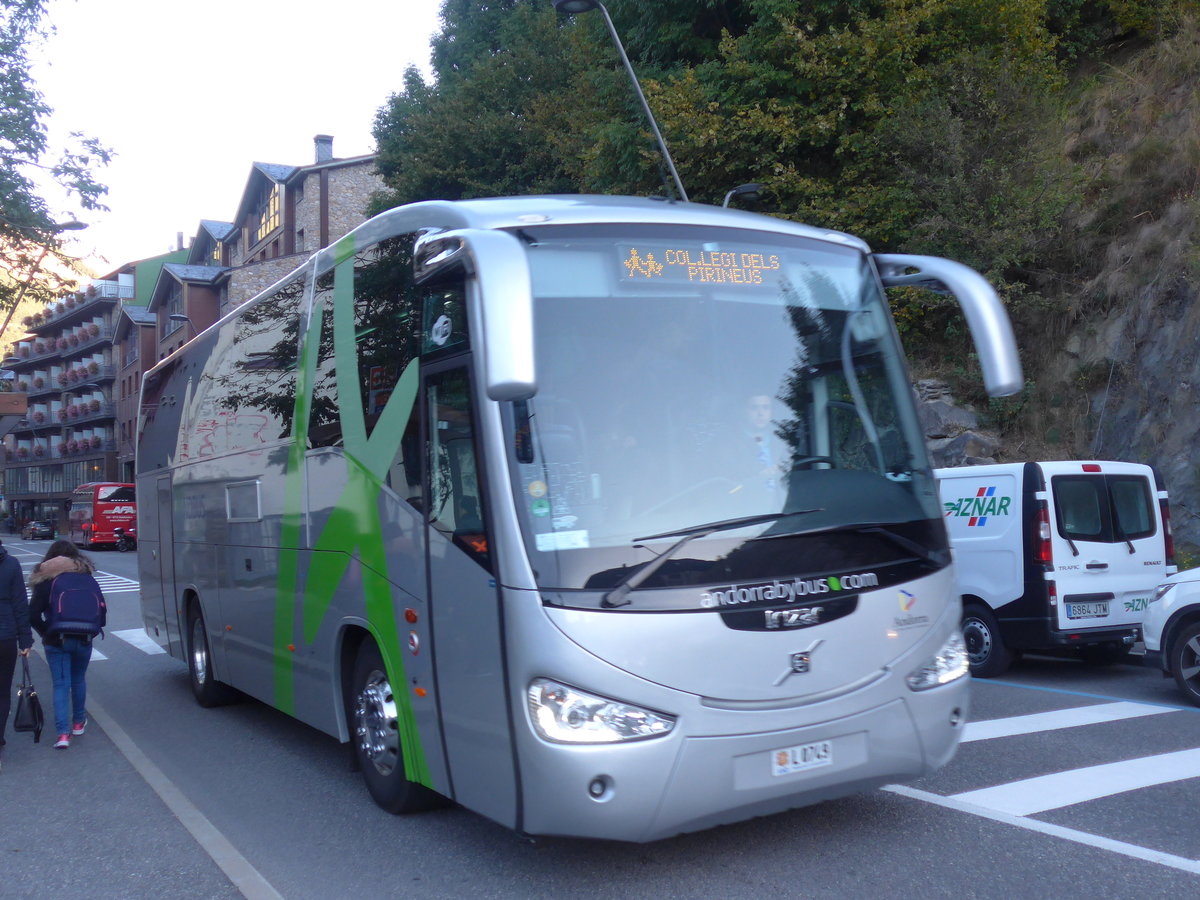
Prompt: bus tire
<box><xmin>1169</xmin><ymin>622</ymin><xmax>1200</xmax><ymax>707</ymax></box>
<box><xmin>962</xmin><ymin>603</ymin><xmax>1012</xmax><ymax>678</ymax></box>
<box><xmin>187</xmin><ymin>604</ymin><xmax>237</xmax><ymax>708</ymax></box>
<box><xmin>350</xmin><ymin>641</ymin><xmax>441</xmax><ymax>814</ymax></box>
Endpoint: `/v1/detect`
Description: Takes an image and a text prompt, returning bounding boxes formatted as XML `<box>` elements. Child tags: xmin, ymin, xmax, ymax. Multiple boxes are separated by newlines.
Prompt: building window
<box><xmin>253</xmin><ymin>185</ymin><xmax>281</xmax><ymax>244</ymax></box>
<box><xmin>164</xmin><ymin>284</ymin><xmax>184</xmax><ymax>336</ymax></box>
<box><xmin>211</xmin><ymin>241</ymin><xmax>222</xmax><ymax>265</ymax></box>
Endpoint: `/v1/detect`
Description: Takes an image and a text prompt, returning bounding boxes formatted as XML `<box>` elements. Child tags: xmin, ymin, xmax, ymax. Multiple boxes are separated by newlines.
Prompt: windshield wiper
<box><xmin>601</xmin><ymin>509</ymin><xmax>822</xmax><ymax>609</ymax></box>
<box><xmin>846</xmin><ymin>522</ymin><xmax>950</xmax><ymax>567</ymax></box>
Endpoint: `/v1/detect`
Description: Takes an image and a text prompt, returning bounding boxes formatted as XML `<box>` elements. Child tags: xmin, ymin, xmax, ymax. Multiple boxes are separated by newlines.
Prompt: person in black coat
<box><xmin>0</xmin><ymin>539</ymin><xmax>33</xmax><ymax>769</ymax></box>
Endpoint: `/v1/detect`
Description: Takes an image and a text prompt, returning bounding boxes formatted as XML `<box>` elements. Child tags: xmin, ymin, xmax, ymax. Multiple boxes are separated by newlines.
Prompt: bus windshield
<box><xmin>505</xmin><ymin>224</ymin><xmax>945</xmax><ymax>605</ymax></box>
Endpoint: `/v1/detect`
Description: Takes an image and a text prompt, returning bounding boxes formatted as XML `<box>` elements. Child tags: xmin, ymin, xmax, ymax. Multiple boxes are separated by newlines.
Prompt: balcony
<box><xmin>22</xmin><ymin>286</ymin><xmax>124</xmax><ymax>334</ymax></box>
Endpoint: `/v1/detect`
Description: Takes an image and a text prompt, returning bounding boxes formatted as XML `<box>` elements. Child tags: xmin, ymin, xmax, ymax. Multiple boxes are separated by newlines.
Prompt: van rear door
<box><xmin>1047</xmin><ymin>464</ymin><xmax>1164</xmax><ymax>632</ymax></box>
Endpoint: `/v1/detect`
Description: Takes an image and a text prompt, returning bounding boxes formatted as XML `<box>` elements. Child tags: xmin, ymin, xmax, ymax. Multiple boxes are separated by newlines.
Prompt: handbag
<box><xmin>13</xmin><ymin>656</ymin><xmax>44</xmax><ymax>743</ymax></box>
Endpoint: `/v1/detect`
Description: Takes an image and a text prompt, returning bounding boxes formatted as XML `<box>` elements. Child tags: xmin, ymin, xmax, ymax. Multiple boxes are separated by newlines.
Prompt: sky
<box><xmin>28</xmin><ymin>0</ymin><xmax>444</xmax><ymax>275</ymax></box>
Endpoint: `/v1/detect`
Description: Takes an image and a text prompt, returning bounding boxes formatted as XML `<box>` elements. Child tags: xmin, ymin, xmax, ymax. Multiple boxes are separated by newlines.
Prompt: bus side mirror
<box><xmin>416</xmin><ymin>228</ymin><xmax>537</xmax><ymax>401</ymax></box>
<box><xmin>873</xmin><ymin>253</ymin><xmax>1024</xmax><ymax>398</ymax></box>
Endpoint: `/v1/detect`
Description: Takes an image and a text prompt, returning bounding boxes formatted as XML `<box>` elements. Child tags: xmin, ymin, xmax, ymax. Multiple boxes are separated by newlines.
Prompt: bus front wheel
<box><xmin>350</xmin><ymin>642</ymin><xmax>441</xmax><ymax>814</ymax></box>
<box><xmin>962</xmin><ymin>604</ymin><xmax>1012</xmax><ymax>678</ymax></box>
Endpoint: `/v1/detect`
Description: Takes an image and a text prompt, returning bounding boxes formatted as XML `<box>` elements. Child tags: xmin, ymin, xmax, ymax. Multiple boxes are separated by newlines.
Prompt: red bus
<box><xmin>68</xmin><ymin>482</ymin><xmax>136</xmax><ymax>548</ymax></box>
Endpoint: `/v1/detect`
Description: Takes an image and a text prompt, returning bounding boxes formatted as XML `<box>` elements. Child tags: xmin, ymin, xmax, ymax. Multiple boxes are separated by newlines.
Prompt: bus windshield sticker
<box><xmin>535</xmin><ymin>530</ymin><xmax>589</xmax><ymax>552</ymax></box>
<box><xmin>620</xmin><ymin>244</ymin><xmax>781</xmax><ymax>287</ymax></box>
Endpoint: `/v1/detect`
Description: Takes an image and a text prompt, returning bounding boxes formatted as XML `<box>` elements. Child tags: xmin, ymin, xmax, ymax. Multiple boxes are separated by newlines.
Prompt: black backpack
<box><xmin>45</xmin><ymin>571</ymin><xmax>107</xmax><ymax>638</ymax></box>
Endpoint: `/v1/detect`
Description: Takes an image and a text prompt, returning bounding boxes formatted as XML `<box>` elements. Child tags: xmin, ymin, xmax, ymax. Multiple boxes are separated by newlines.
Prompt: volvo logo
<box><xmin>774</xmin><ymin>639</ymin><xmax>824</xmax><ymax>685</ymax></box>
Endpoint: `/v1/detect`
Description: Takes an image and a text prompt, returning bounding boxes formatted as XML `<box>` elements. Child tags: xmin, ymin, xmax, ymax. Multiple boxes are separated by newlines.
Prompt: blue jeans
<box><xmin>44</xmin><ymin>637</ymin><xmax>91</xmax><ymax>736</ymax></box>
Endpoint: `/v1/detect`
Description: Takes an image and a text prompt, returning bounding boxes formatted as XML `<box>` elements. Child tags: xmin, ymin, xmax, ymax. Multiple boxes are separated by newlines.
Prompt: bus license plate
<box><xmin>771</xmin><ymin>740</ymin><xmax>833</xmax><ymax>776</ymax></box>
<box><xmin>1067</xmin><ymin>601</ymin><xmax>1109</xmax><ymax>619</ymax></box>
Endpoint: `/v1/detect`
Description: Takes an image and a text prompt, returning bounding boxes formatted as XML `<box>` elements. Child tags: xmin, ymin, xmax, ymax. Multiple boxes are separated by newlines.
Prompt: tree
<box><xmin>1</xmin><ymin>0</ymin><xmax>112</xmax><ymax>326</ymax></box>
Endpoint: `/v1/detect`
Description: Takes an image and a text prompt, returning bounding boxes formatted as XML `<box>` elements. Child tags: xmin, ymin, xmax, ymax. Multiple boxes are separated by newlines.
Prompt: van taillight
<box><xmin>1047</xmin><ymin>579</ymin><xmax>1057</xmax><ymax>607</ymax></box>
<box><xmin>1036</xmin><ymin>500</ymin><xmax>1053</xmax><ymax>566</ymax></box>
<box><xmin>1082</xmin><ymin>463</ymin><xmax>1102</xmax><ymax>472</ymax></box>
<box><xmin>1161</xmin><ymin>498</ymin><xmax>1175</xmax><ymax>567</ymax></box>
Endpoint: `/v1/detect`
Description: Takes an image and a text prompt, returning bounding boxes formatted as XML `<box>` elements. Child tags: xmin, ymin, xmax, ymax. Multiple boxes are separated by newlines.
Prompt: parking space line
<box><xmin>961</xmin><ymin>700</ymin><xmax>1178</xmax><ymax>743</ymax></box>
<box><xmin>976</xmin><ymin>677</ymin><xmax>1200</xmax><ymax>713</ymax></box>
<box><xmin>86</xmin><ymin>695</ymin><xmax>284</xmax><ymax>899</ymax></box>
<box><xmin>886</xmin><ymin>784</ymin><xmax>1200</xmax><ymax>876</ymax></box>
<box><xmin>948</xmin><ymin>748</ymin><xmax>1200</xmax><ymax>815</ymax></box>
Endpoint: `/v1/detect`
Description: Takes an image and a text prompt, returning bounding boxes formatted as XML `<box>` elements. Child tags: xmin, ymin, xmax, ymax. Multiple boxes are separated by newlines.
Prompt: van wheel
<box><xmin>962</xmin><ymin>605</ymin><xmax>1012</xmax><ymax>678</ymax></box>
<box><xmin>1078</xmin><ymin>642</ymin><xmax>1131</xmax><ymax>666</ymax></box>
<box><xmin>350</xmin><ymin>642</ymin><xmax>442</xmax><ymax>814</ymax></box>
<box><xmin>1169</xmin><ymin>623</ymin><xmax>1200</xmax><ymax>707</ymax></box>
<box><xmin>187</xmin><ymin>605</ymin><xmax>237</xmax><ymax>707</ymax></box>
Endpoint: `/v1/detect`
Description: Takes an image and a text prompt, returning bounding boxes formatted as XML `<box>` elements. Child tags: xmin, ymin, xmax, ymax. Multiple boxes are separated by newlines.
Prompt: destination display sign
<box><xmin>619</xmin><ymin>243</ymin><xmax>782</xmax><ymax>286</ymax></box>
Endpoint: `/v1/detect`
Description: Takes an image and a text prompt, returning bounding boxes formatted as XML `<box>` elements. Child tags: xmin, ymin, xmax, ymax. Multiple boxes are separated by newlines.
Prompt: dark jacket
<box><xmin>0</xmin><ymin>543</ymin><xmax>32</xmax><ymax>650</ymax></box>
<box><xmin>29</xmin><ymin>554</ymin><xmax>99</xmax><ymax>647</ymax></box>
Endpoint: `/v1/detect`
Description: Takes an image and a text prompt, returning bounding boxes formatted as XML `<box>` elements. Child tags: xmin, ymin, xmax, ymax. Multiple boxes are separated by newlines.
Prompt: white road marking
<box><xmin>112</xmin><ymin>628</ymin><xmax>166</xmax><ymax>654</ymax></box>
<box><xmin>86</xmin><ymin>696</ymin><xmax>285</xmax><ymax>900</ymax></box>
<box><xmin>960</xmin><ymin>700</ymin><xmax>1178</xmax><ymax>743</ymax></box>
<box><xmin>885</xmin><ymin>784</ymin><xmax>1200</xmax><ymax>876</ymax></box>
<box><xmin>948</xmin><ymin>748</ymin><xmax>1200</xmax><ymax>815</ymax></box>
<box><xmin>95</xmin><ymin>571</ymin><xmax>139</xmax><ymax>592</ymax></box>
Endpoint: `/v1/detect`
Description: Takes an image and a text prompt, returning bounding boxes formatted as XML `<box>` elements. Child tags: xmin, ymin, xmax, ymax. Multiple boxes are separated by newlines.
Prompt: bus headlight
<box><xmin>527</xmin><ymin>678</ymin><xmax>675</xmax><ymax>743</ymax></box>
<box><xmin>906</xmin><ymin>630</ymin><xmax>969</xmax><ymax>691</ymax></box>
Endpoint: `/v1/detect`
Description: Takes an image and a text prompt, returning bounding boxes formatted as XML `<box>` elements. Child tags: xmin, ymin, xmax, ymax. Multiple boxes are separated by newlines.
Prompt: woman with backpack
<box><xmin>29</xmin><ymin>541</ymin><xmax>103</xmax><ymax>749</ymax></box>
<box><xmin>0</xmin><ymin>539</ymin><xmax>34</xmax><ymax>769</ymax></box>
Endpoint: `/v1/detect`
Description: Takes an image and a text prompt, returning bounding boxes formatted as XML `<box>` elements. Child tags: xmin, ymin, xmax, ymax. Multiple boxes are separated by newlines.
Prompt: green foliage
<box><xmin>0</xmin><ymin>0</ymin><xmax>112</xmax><ymax>315</ymax></box>
<box><xmin>370</xmin><ymin>0</ymin><xmax>1192</xmax><ymax>414</ymax></box>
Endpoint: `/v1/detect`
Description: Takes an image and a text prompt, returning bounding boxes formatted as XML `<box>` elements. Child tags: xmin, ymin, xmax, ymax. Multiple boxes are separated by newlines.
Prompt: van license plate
<box><xmin>771</xmin><ymin>740</ymin><xmax>833</xmax><ymax>776</ymax></box>
<box><xmin>1067</xmin><ymin>601</ymin><xmax>1109</xmax><ymax>619</ymax></box>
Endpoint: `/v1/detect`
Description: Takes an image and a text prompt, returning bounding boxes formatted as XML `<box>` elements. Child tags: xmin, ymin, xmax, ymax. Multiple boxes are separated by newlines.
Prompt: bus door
<box><xmin>423</xmin><ymin>362</ymin><xmax>518</xmax><ymax>828</ymax></box>
<box><xmin>154</xmin><ymin>474</ymin><xmax>183</xmax><ymax>655</ymax></box>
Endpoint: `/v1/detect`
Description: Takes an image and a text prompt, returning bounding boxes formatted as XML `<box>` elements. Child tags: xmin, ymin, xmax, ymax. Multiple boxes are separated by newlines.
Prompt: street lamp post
<box><xmin>169</xmin><ymin>313</ymin><xmax>196</xmax><ymax>335</ymax></box>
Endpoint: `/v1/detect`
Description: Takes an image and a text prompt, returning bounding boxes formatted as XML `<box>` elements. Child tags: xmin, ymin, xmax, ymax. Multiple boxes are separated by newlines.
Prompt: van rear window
<box><xmin>1051</xmin><ymin>474</ymin><xmax>1155</xmax><ymax>543</ymax></box>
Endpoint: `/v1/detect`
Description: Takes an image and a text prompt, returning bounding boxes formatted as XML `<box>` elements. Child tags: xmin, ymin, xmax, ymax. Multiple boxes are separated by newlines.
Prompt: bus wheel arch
<box><xmin>961</xmin><ymin>599</ymin><xmax>1012</xmax><ymax>678</ymax></box>
<box><xmin>185</xmin><ymin>595</ymin><xmax>237</xmax><ymax>707</ymax></box>
<box><xmin>347</xmin><ymin>637</ymin><xmax>441</xmax><ymax>814</ymax></box>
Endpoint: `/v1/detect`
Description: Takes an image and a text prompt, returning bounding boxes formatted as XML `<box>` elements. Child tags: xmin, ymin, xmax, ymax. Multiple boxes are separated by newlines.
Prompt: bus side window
<box><xmin>308</xmin><ymin>235</ymin><xmax>422</xmax><ymax>459</ymax></box>
<box><xmin>427</xmin><ymin>368</ymin><xmax>491</xmax><ymax>571</ymax></box>
<box><xmin>386</xmin><ymin>401</ymin><xmax>423</xmax><ymax>509</ymax></box>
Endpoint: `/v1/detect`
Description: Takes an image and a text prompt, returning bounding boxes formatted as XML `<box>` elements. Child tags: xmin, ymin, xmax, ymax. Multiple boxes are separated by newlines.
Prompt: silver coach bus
<box><xmin>136</xmin><ymin>195</ymin><xmax>1021</xmax><ymax>841</ymax></box>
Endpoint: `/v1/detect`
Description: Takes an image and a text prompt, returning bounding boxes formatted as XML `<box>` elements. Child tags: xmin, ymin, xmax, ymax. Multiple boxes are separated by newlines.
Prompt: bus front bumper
<box><xmin>516</xmin><ymin>676</ymin><xmax>968</xmax><ymax>843</ymax></box>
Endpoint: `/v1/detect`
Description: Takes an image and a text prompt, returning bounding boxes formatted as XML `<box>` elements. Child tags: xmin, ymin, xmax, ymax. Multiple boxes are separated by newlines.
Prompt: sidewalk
<box><xmin>1</xmin><ymin>652</ymin><xmax>242</xmax><ymax>899</ymax></box>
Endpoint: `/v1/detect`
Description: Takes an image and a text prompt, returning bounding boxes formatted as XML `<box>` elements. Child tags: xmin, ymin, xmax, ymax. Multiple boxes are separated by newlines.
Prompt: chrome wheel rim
<box><xmin>355</xmin><ymin>669</ymin><xmax>400</xmax><ymax>777</ymax></box>
<box><xmin>190</xmin><ymin>617</ymin><xmax>208</xmax><ymax>685</ymax></box>
<box><xmin>962</xmin><ymin>618</ymin><xmax>992</xmax><ymax>665</ymax></box>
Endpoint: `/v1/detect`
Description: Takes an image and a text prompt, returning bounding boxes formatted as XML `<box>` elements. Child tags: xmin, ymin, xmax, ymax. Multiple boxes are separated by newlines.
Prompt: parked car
<box><xmin>21</xmin><ymin>520</ymin><xmax>55</xmax><ymax>540</ymax></box>
<box><xmin>1143</xmin><ymin>567</ymin><xmax>1200</xmax><ymax>706</ymax></box>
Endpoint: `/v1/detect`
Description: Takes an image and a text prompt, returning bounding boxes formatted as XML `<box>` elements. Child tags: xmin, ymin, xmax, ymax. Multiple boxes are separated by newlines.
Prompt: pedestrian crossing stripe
<box><xmin>111</xmin><ymin>628</ymin><xmax>165</xmax><ymax>654</ymax></box>
<box><xmin>949</xmin><ymin>748</ymin><xmax>1200</xmax><ymax>815</ymax></box>
<box><xmin>959</xmin><ymin>700</ymin><xmax>1178</xmax><ymax>742</ymax></box>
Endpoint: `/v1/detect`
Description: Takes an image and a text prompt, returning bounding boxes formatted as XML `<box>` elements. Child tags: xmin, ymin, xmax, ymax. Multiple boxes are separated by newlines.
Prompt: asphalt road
<box><xmin>3</xmin><ymin>537</ymin><xmax>1198</xmax><ymax>898</ymax></box>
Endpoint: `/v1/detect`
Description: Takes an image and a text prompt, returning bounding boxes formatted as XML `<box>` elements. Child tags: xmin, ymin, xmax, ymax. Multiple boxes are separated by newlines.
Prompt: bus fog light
<box><xmin>906</xmin><ymin>631</ymin><xmax>969</xmax><ymax>691</ymax></box>
<box><xmin>527</xmin><ymin>678</ymin><xmax>675</xmax><ymax>743</ymax></box>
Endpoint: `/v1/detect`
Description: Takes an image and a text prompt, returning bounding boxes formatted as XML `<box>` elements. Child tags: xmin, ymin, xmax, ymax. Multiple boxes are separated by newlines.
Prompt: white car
<box><xmin>1143</xmin><ymin>567</ymin><xmax>1200</xmax><ymax>706</ymax></box>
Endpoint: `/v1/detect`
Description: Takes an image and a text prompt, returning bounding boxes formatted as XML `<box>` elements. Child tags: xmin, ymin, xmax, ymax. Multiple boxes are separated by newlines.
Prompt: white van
<box><xmin>935</xmin><ymin>461</ymin><xmax>1175</xmax><ymax>677</ymax></box>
